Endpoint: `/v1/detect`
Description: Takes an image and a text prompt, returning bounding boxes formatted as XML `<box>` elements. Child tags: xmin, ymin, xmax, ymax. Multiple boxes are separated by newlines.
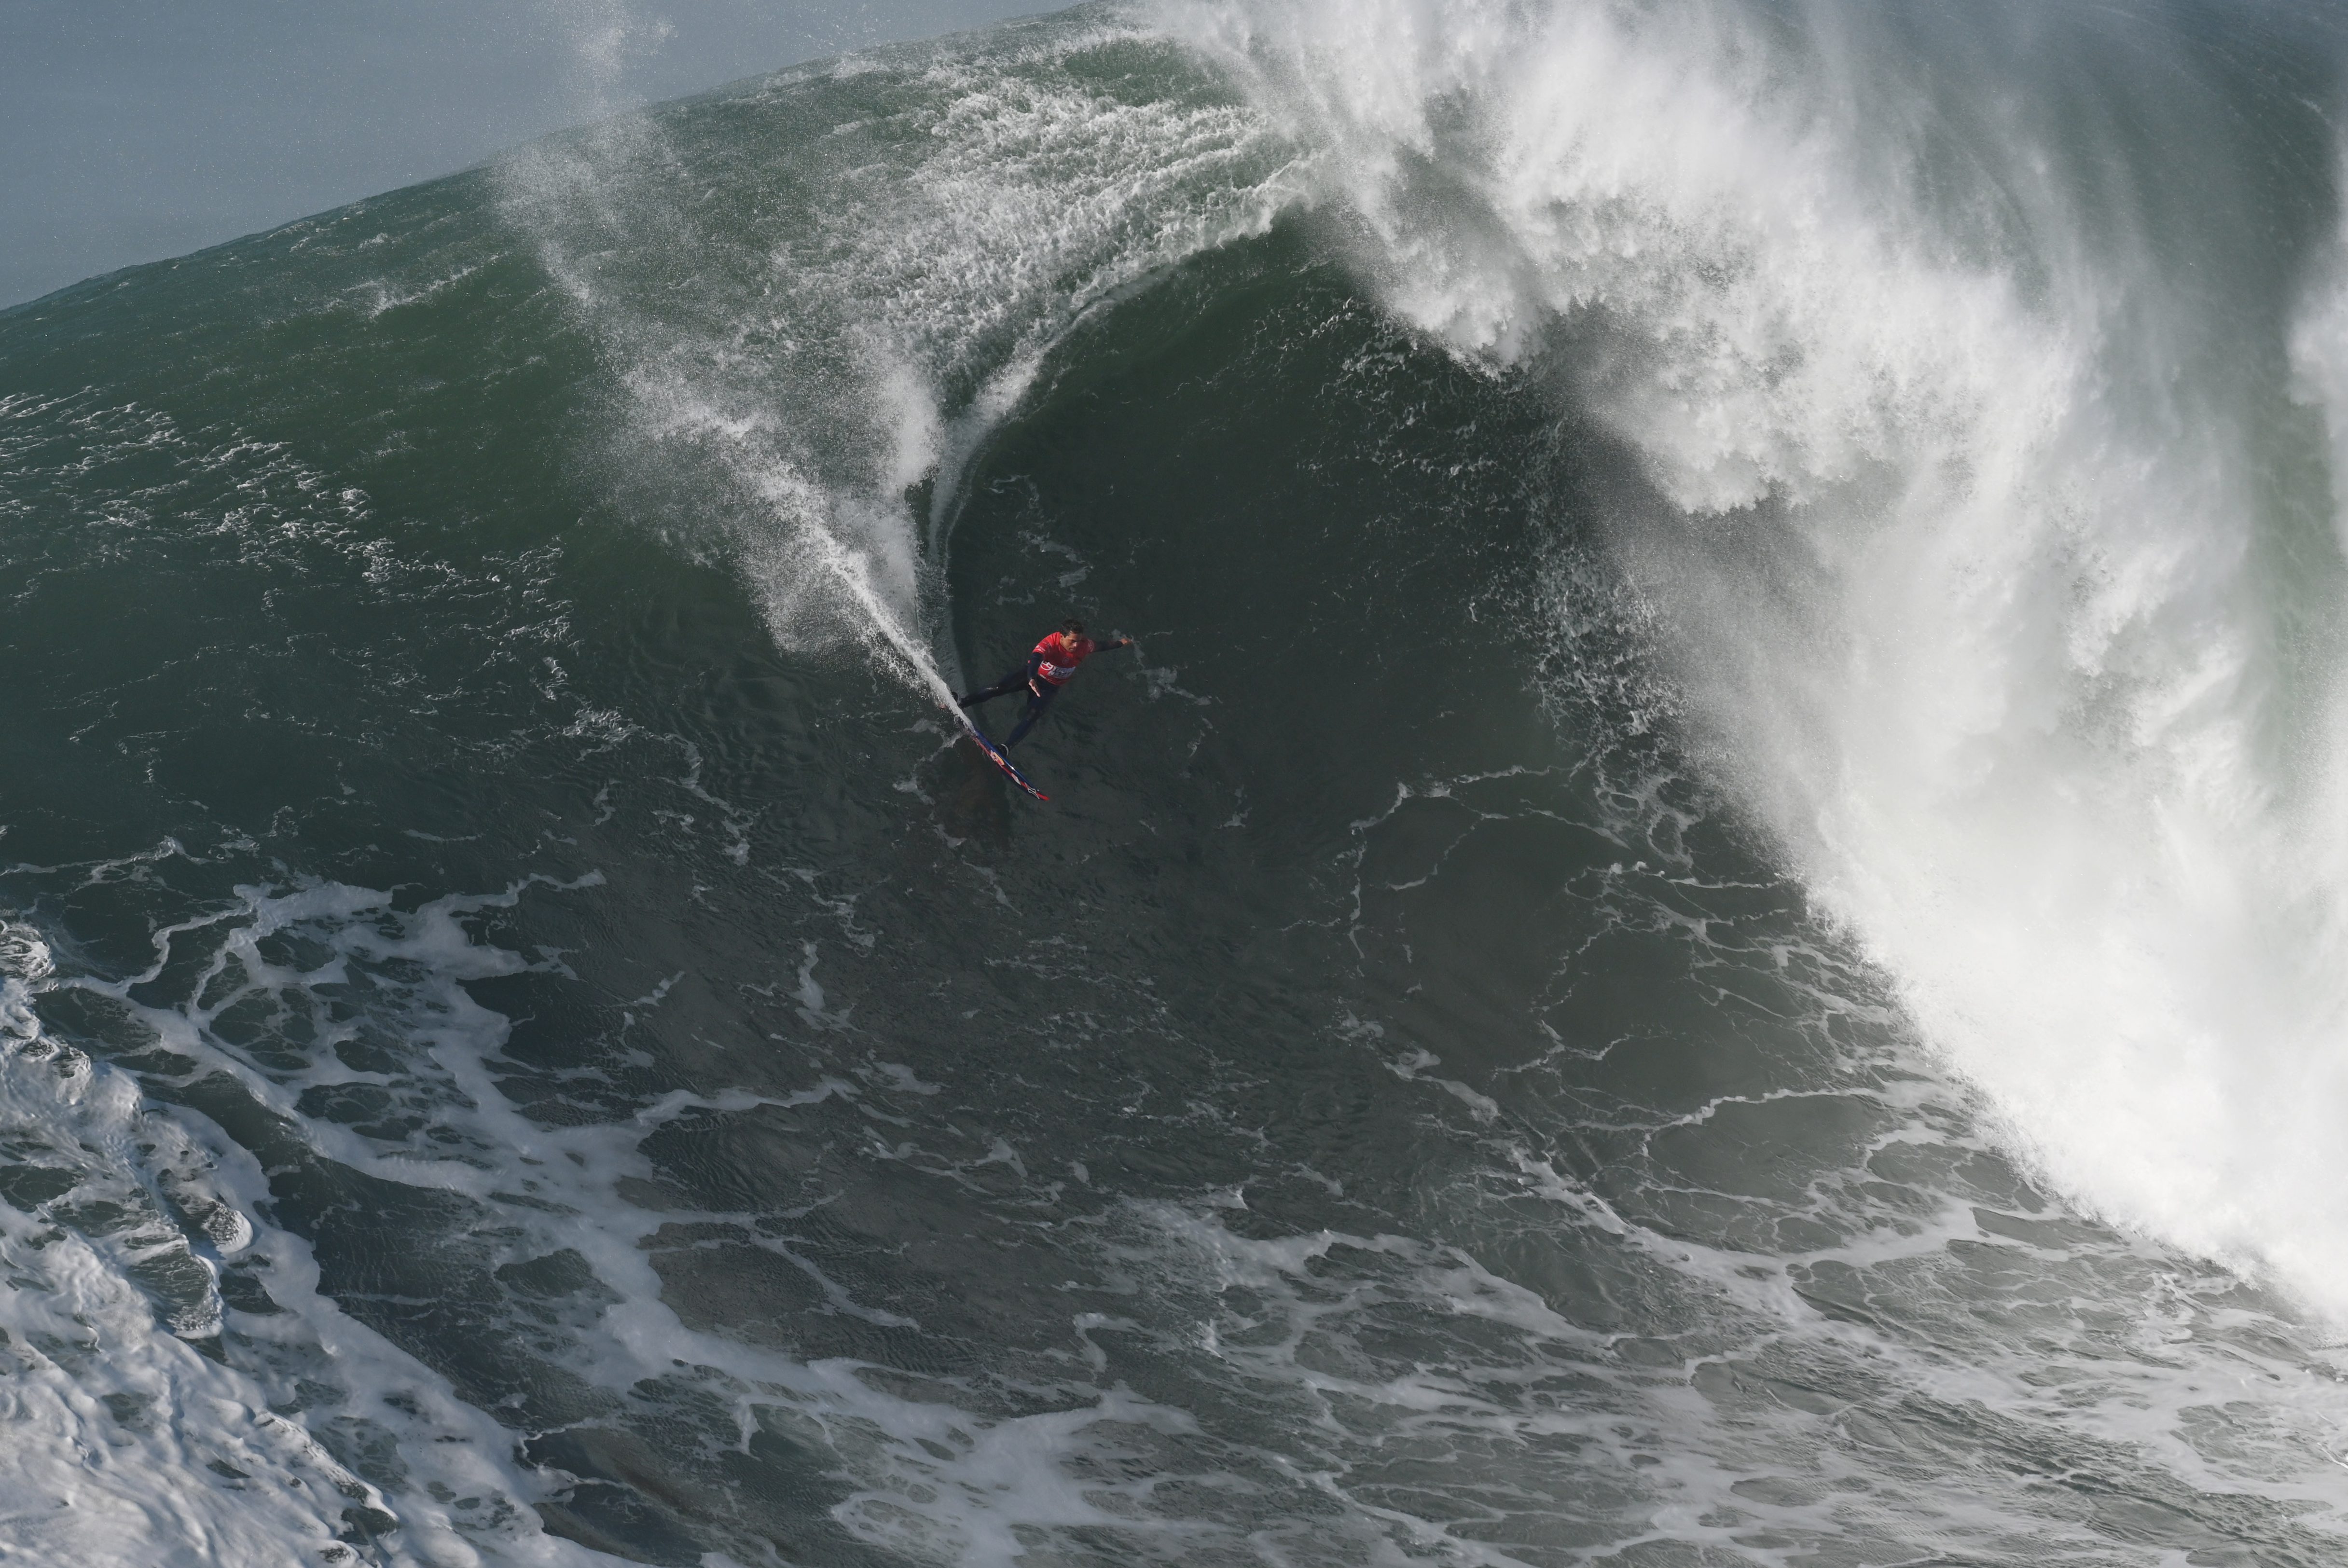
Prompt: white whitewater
<box><xmin>1165</xmin><ymin>0</ymin><xmax>2348</xmax><ymax>1314</ymax></box>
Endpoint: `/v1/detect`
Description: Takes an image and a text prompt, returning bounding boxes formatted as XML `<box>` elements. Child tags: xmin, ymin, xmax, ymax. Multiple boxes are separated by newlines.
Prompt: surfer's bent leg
<box><xmin>1007</xmin><ymin>682</ymin><xmax>1059</xmax><ymax>745</ymax></box>
<box><xmin>958</xmin><ymin>666</ymin><xmax>1030</xmax><ymax>708</ymax></box>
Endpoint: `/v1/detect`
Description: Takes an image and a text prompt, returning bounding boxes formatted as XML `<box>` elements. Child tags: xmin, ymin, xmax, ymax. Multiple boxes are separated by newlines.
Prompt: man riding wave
<box><xmin>958</xmin><ymin>618</ymin><xmax>1135</xmax><ymax>746</ymax></box>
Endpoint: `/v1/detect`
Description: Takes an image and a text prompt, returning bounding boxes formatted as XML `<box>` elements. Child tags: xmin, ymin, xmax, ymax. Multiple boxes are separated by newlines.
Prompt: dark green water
<box><xmin>10</xmin><ymin>4</ymin><xmax>2348</xmax><ymax>1565</ymax></box>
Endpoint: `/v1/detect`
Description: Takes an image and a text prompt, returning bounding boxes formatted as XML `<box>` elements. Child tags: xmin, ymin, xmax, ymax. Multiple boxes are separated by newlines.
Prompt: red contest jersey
<box><xmin>1031</xmin><ymin>632</ymin><xmax>1097</xmax><ymax>686</ymax></box>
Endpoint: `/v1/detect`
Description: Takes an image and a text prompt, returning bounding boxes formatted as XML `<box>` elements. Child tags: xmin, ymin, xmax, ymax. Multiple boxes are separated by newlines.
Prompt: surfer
<box><xmin>958</xmin><ymin>618</ymin><xmax>1136</xmax><ymax>745</ymax></box>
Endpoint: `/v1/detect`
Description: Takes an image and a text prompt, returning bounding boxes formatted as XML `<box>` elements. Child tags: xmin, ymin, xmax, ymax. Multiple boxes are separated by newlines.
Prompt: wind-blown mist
<box><xmin>496</xmin><ymin>15</ymin><xmax>1283</xmax><ymax>690</ymax></box>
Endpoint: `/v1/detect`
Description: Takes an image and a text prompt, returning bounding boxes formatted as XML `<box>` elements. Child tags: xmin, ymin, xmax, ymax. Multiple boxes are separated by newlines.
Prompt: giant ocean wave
<box><xmin>8</xmin><ymin>2</ymin><xmax>2348</xmax><ymax>1563</ymax></box>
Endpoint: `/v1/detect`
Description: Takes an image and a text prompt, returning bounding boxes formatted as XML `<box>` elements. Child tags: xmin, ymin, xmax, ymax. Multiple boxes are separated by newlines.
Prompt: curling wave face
<box><xmin>8</xmin><ymin>2</ymin><xmax>2348</xmax><ymax>1564</ymax></box>
<box><xmin>1170</xmin><ymin>0</ymin><xmax>2348</xmax><ymax>1306</ymax></box>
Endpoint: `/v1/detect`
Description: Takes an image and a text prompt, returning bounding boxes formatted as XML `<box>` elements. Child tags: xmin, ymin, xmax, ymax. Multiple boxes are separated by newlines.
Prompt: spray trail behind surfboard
<box><xmin>495</xmin><ymin>15</ymin><xmax>1270</xmax><ymax>818</ymax></box>
<box><xmin>814</xmin><ymin>533</ymin><xmax>1050</xmax><ymax>803</ymax></box>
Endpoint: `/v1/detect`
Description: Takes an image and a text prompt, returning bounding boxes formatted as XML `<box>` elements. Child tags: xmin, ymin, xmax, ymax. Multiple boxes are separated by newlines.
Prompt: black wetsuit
<box><xmin>960</xmin><ymin>636</ymin><xmax>1133</xmax><ymax>745</ymax></box>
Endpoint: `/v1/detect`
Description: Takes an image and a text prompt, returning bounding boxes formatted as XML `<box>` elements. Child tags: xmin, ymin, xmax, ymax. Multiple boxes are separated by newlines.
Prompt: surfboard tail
<box><xmin>968</xmin><ymin>725</ymin><xmax>1049</xmax><ymax>802</ymax></box>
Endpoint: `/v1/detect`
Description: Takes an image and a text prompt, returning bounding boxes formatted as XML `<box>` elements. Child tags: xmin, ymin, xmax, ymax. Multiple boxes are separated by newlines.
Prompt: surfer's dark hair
<box><xmin>1061</xmin><ymin>617</ymin><xmax>1085</xmax><ymax>635</ymax></box>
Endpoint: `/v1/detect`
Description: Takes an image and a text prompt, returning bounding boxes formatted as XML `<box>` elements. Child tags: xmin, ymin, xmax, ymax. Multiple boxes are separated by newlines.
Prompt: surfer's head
<box><xmin>1061</xmin><ymin>617</ymin><xmax>1086</xmax><ymax>638</ymax></box>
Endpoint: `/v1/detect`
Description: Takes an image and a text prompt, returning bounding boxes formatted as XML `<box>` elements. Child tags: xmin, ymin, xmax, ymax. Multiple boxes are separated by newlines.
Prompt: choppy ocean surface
<box><xmin>11</xmin><ymin>2</ymin><xmax>2348</xmax><ymax>1563</ymax></box>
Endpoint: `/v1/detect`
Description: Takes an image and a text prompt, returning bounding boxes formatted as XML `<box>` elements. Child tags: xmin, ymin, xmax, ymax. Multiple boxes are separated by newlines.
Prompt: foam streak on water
<box><xmin>0</xmin><ymin>913</ymin><xmax>607</xmax><ymax>1568</ymax></box>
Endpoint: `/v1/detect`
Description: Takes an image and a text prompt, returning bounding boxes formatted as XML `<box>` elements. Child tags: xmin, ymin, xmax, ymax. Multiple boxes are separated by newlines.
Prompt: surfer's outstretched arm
<box><xmin>960</xmin><ymin>622</ymin><xmax>1135</xmax><ymax>715</ymax></box>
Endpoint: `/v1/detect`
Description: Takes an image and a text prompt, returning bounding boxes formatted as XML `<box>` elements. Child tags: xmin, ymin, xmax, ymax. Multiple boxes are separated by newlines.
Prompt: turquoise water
<box><xmin>10</xmin><ymin>4</ymin><xmax>2348</xmax><ymax>1563</ymax></box>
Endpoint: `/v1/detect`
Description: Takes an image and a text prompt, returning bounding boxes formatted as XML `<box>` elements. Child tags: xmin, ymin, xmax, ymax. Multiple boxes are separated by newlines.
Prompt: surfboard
<box><xmin>967</xmin><ymin>725</ymin><xmax>1049</xmax><ymax>801</ymax></box>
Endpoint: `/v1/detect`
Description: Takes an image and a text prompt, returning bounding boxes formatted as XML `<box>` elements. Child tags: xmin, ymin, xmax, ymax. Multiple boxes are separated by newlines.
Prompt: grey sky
<box><xmin>1</xmin><ymin>0</ymin><xmax>1045</xmax><ymax>308</ymax></box>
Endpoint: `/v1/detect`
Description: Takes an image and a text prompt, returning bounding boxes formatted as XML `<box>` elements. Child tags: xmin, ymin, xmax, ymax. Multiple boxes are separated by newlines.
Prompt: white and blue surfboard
<box><xmin>967</xmin><ymin>724</ymin><xmax>1048</xmax><ymax>801</ymax></box>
